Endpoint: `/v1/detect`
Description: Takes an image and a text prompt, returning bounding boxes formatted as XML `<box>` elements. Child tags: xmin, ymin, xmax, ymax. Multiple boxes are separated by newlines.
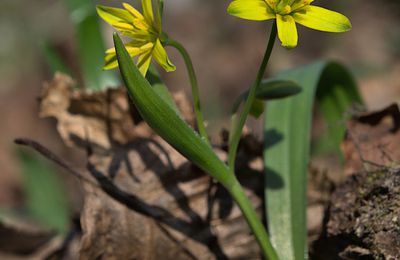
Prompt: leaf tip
<box><xmin>112</xmin><ymin>31</ymin><xmax>119</xmax><ymax>40</ymax></box>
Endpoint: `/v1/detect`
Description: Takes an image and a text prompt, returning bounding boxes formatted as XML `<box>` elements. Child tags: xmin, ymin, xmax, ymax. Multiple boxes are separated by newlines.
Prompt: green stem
<box><xmin>227</xmin><ymin>177</ymin><xmax>279</xmax><ymax>259</ymax></box>
<box><xmin>165</xmin><ymin>39</ymin><xmax>210</xmax><ymax>145</ymax></box>
<box><xmin>228</xmin><ymin>22</ymin><xmax>277</xmax><ymax>170</ymax></box>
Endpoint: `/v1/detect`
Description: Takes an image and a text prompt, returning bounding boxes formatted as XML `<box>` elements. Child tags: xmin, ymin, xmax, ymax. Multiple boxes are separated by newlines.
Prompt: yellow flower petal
<box><xmin>96</xmin><ymin>5</ymin><xmax>133</xmax><ymax>26</ymax></box>
<box><xmin>152</xmin><ymin>39</ymin><xmax>176</xmax><ymax>72</ymax></box>
<box><xmin>137</xmin><ymin>51</ymin><xmax>153</xmax><ymax>76</ymax></box>
<box><xmin>105</xmin><ymin>44</ymin><xmax>149</xmax><ymax>55</ymax></box>
<box><xmin>104</xmin><ymin>52</ymin><xmax>119</xmax><ymax>70</ymax></box>
<box><xmin>276</xmin><ymin>14</ymin><xmax>298</xmax><ymax>49</ymax></box>
<box><xmin>113</xmin><ymin>22</ymin><xmax>135</xmax><ymax>31</ymax></box>
<box><xmin>121</xmin><ymin>29</ymin><xmax>153</xmax><ymax>40</ymax></box>
<box><xmin>122</xmin><ymin>2</ymin><xmax>144</xmax><ymax>20</ymax></box>
<box><xmin>138</xmin><ymin>42</ymin><xmax>154</xmax><ymax>53</ymax></box>
<box><xmin>227</xmin><ymin>0</ymin><xmax>275</xmax><ymax>21</ymax></box>
<box><xmin>142</xmin><ymin>0</ymin><xmax>154</xmax><ymax>24</ymax></box>
<box><xmin>132</xmin><ymin>18</ymin><xmax>151</xmax><ymax>31</ymax></box>
<box><xmin>104</xmin><ymin>43</ymin><xmax>153</xmax><ymax>70</ymax></box>
<box><xmin>293</xmin><ymin>6</ymin><xmax>351</xmax><ymax>32</ymax></box>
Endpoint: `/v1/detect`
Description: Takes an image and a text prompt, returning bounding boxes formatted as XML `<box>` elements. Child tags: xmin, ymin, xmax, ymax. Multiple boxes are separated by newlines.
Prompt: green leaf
<box><xmin>232</xmin><ymin>79</ymin><xmax>302</xmax><ymax>118</ymax></box>
<box><xmin>64</xmin><ymin>0</ymin><xmax>119</xmax><ymax>90</ymax></box>
<box><xmin>41</xmin><ymin>41</ymin><xmax>72</xmax><ymax>75</ymax></box>
<box><xmin>263</xmin><ymin>61</ymin><xmax>362</xmax><ymax>260</ymax></box>
<box><xmin>113</xmin><ymin>33</ymin><xmax>233</xmax><ymax>187</ymax></box>
<box><xmin>17</xmin><ymin>149</ymin><xmax>69</xmax><ymax>234</ymax></box>
<box><xmin>257</xmin><ymin>79</ymin><xmax>302</xmax><ymax>99</ymax></box>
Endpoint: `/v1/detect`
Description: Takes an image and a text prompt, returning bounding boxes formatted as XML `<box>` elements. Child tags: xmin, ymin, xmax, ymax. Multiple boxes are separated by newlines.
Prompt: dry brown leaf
<box><xmin>39</xmin><ymin>74</ymin><xmax>263</xmax><ymax>259</ymax></box>
<box><xmin>341</xmin><ymin>104</ymin><xmax>400</xmax><ymax>175</ymax></box>
<box><xmin>39</xmin><ymin>73</ymin><xmax>155</xmax><ymax>151</ymax></box>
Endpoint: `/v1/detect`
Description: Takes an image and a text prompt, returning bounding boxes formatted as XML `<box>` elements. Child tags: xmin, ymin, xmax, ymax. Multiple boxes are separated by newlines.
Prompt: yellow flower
<box><xmin>97</xmin><ymin>0</ymin><xmax>175</xmax><ymax>75</ymax></box>
<box><xmin>227</xmin><ymin>0</ymin><xmax>351</xmax><ymax>48</ymax></box>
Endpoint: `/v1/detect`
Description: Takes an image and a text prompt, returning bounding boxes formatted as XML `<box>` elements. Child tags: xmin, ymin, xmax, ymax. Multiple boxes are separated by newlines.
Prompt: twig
<box><xmin>14</xmin><ymin>138</ymin><xmax>97</xmax><ymax>186</ymax></box>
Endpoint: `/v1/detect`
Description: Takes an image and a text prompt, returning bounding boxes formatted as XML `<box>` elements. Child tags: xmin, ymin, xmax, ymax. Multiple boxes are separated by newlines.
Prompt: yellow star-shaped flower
<box><xmin>97</xmin><ymin>0</ymin><xmax>175</xmax><ymax>75</ymax></box>
<box><xmin>228</xmin><ymin>0</ymin><xmax>351</xmax><ymax>48</ymax></box>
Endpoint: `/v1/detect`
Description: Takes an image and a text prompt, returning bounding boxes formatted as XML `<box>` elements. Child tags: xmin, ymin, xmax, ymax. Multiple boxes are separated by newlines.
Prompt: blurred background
<box><xmin>0</xmin><ymin>0</ymin><xmax>399</xmax><ymax>234</ymax></box>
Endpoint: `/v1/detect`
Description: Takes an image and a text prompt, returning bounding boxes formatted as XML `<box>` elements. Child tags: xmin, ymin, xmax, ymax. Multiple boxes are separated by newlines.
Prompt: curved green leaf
<box><xmin>113</xmin><ymin>33</ymin><xmax>233</xmax><ymax>187</ymax></box>
<box><xmin>257</xmin><ymin>79</ymin><xmax>302</xmax><ymax>100</ymax></box>
<box><xmin>264</xmin><ymin>61</ymin><xmax>363</xmax><ymax>260</ymax></box>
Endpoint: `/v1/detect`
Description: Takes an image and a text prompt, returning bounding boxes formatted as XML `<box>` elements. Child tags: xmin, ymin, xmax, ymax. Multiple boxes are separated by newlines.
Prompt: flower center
<box><xmin>265</xmin><ymin>0</ymin><xmax>312</xmax><ymax>15</ymax></box>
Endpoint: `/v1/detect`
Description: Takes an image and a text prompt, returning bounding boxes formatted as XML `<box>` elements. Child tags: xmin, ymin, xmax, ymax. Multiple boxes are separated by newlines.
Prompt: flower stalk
<box><xmin>164</xmin><ymin>38</ymin><xmax>210</xmax><ymax>144</ymax></box>
<box><xmin>228</xmin><ymin>177</ymin><xmax>279</xmax><ymax>259</ymax></box>
<box><xmin>228</xmin><ymin>22</ymin><xmax>277</xmax><ymax>170</ymax></box>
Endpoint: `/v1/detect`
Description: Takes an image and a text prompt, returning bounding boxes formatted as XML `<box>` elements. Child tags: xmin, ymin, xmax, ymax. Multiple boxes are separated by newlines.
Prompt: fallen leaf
<box><xmin>341</xmin><ymin>104</ymin><xmax>400</xmax><ymax>175</ymax></box>
<box><xmin>39</xmin><ymin>74</ymin><xmax>264</xmax><ymax>259</ymax></box>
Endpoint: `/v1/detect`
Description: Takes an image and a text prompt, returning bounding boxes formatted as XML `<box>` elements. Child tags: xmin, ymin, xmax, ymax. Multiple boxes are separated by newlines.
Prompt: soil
<box><xmin>311</xmin><ymin>168</ymin><xmax>400</xmax><ymax>259</ymax></box>
<box><xmin>311</xmin><ymin>104</ymin><xmax>400</xmax><ymax>260</ymax></box>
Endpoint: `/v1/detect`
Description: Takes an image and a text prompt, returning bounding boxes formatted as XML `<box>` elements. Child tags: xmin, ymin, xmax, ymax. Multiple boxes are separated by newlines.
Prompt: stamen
<box><xmin>282</xmin><ymin>5</ymin><xmax>291</xmax><ymax>14</ymax></box>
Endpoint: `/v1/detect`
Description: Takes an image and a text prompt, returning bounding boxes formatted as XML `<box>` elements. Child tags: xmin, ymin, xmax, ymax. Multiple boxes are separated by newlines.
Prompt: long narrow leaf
<box><xmin>264</xmin><ymin>61</ymin><xmax>362</xmax><ymax>260</ymax></box>
<box><xmin>17</xmin><ymin>149</ymin><xmax>69</xmax><ymax>233</ymax></box>
<box><xmin>65</xmin><ymin>0</ymin><xmax>118</xmax><ymax>90</ymax></box>
<box><xmin>113</xmin><ymin>33</ymin><xmax>233</xmax><ymax>187</ymax></box>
